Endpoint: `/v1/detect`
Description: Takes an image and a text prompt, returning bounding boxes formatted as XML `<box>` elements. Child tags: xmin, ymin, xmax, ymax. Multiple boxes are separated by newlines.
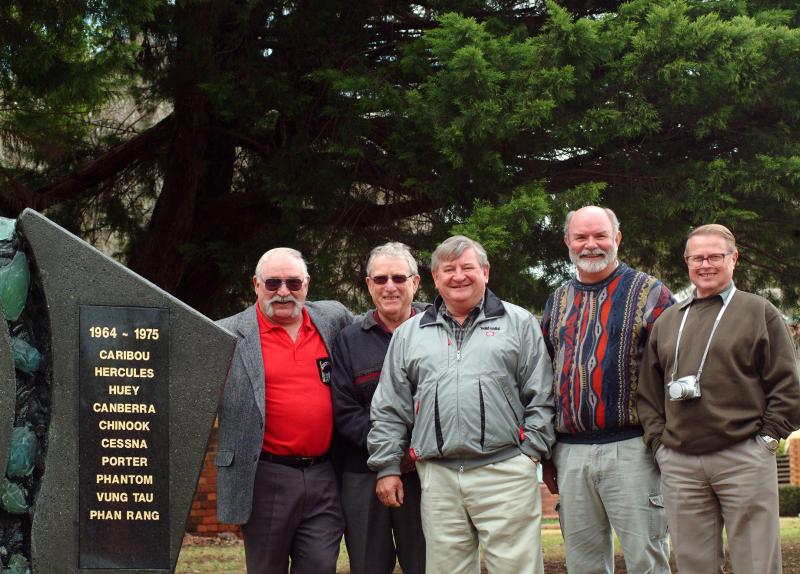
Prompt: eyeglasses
<box><xmin>684</xmin><ymin>252</ymin><xmax>733</xmax><ymax>268</ymax></box>
<box><xmin>369</xmin><ymin>274</ymin><xmax>415</xmax><ymax>285</ymax></box>
<box><xmin>260</xmin><ymin>277</ymin><xmax>305</xmax><ymax>291</ymax></box>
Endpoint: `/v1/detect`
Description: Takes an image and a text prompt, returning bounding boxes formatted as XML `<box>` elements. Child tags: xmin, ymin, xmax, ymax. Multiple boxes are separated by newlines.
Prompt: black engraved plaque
<box><xmin>78</xmin><ymin>305</ymin><xmax>170</xmax><ymax>569</ymax></box>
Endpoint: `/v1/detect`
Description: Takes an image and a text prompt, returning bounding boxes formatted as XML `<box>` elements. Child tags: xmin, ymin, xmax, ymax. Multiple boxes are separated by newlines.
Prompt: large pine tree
<box><xmin>2</xmin><ymin>1</ymin><xmax>800</xmax><ymax>315</ymax></box>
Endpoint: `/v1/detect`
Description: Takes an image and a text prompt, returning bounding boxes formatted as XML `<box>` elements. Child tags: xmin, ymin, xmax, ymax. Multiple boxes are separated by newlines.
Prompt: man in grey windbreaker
<box><xmin>367</xmin><ymin>235</ymin><xmax>555</xmax><ymax>574</ymax></box>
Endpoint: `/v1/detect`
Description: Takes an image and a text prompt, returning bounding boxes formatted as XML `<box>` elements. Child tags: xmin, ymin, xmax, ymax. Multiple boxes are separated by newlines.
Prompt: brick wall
<box><xmin>790</xmin><ymin>438</ymin><xmax>800</xmax><ymax>486</ymax></box>
<box><xmin>541</xmin><ymin>486</ymin><xmax>559</xmax><ymax>518</ymax></box>
<box><xmin>187</xmin><ymin>421</ymin><xmax>241</xmax><ymax>537</ymax></box>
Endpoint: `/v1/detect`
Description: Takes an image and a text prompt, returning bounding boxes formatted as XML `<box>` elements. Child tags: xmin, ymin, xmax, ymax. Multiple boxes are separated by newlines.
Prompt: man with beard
<box><xmin>215</xmin><ymin>247</ymin><xmax>352</xmax><ymax>574</ymax></box>
<box><xmin>331</xmin><ymin>242</ymin><xmax>426</xmax><ymax>574</ymax></box>
<box><xmin>540</xmin><ymin>206</ymin><xmax>674</xmax><ymax>574</ymax></box>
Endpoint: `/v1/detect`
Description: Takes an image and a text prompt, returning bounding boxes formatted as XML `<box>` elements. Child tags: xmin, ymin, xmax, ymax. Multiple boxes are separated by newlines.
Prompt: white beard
<box><xmin>569</xmin><ymin>244</ymin><xmax>617</xmax><ymax>275</ymax></box>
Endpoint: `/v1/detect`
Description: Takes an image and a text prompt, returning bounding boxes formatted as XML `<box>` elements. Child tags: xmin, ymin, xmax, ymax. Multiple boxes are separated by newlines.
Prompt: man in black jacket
<box><xmin>331</xmin><ymin>242</ymin><xmax>426</xmax><ymax>574</ymax></box>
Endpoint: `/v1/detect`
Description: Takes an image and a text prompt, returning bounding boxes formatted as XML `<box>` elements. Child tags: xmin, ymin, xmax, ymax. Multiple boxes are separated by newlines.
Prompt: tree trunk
<box><xmin>127</xmin><ymin>1</ymin><xmax>217</xmax><ymax>292</ymax></box>
<box><xmin>173</xmin><ymin>132</ymin><xmax>237</xmax><ymax>316</ymax></box>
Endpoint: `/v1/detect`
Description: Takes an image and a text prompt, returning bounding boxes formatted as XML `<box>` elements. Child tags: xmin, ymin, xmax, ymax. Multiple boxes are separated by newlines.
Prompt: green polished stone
<box><xmin>10</xmin><ymin>338</ymin><xmax>40</xmax><ymax>375</ymax></box>
<box><xmin>0</xmin><ymin>479</ymin><xmax>27</xmax><ymax>513</ymax></box>
<box><xmin>0</xmin><ymin>218</ymin><xmax>14</xmax><ymax>242</ymax></box>
<box><xmin>6</xmin><ymin>427</ymin><xmax>37</xmax><ymax>478</ymax></box>
<box><xmin>0</xmin><ymin>252</ymin><xmax>29</xmax><ymax>321</ymax></box>
<box><xmin>3</xmin><ymin>553</ymin><xmax>29</xmax><ymax>574</ymax></box>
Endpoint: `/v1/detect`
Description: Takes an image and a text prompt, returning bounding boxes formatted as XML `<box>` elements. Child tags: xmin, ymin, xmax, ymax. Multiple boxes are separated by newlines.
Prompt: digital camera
<box><xmin>667</xmin><ymin>375</ymin><xmax>701</xmax><ymax>401</ymax></box>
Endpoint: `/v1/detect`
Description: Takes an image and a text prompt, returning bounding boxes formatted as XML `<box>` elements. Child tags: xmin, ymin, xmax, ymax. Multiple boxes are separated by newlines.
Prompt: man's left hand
<box><xmin>376</xmin><ymin>475</ymin><xmax>404</xmax><ymax>508</ymax></box>
<box><xmin>541</xmin><ymin>459</ymin><xmax>558</xmax><ymax>494</ymax></box>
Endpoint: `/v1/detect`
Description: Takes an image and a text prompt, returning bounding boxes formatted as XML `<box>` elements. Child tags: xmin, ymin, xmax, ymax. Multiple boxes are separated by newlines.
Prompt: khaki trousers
<box><xmin>553</xmin><ymin>438</ymin><xmax>670</xmax><ymax>574</ymax></box>
<box><xmin>417</xmin><ymin>453</ymin><xmax>543</xmax><ymax>574</ymax></box>
<box><xmin>657</xmin><ymin>437</ymin><xmax>782</xmax><ymax>574</ymax></box>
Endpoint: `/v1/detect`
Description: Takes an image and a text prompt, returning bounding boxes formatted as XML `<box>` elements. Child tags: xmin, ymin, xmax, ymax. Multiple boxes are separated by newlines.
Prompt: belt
<box><xmin>259</xmin><ymin>451</ymin><xmax>330</xmax><ymax>469</ymax></box>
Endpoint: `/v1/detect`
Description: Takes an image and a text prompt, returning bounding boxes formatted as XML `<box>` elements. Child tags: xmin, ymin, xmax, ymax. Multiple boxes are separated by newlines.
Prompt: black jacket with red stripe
<box><xmin>331</xmin><ymin>303</ymin><xmax>428</xmax><ymax>473</ymax></box>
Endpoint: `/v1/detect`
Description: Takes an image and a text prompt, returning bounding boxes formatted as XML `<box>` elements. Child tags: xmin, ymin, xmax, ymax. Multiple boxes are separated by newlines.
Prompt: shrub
<box><xmin>779</xmin><ymin>485</ymin><xmax>800</xmax><ymax>516</ymax></box>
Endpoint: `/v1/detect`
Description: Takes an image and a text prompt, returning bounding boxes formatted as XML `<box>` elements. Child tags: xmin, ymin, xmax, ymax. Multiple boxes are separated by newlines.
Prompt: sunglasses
<box><xmin>369</xmin><ymin>274</ymin><xmax>414</xmax><ymax>285</ymax></box>
<box><xmin>261</xmin><ymin>277</ymin><xmax>304</xmax><ymax>291</ymax></box>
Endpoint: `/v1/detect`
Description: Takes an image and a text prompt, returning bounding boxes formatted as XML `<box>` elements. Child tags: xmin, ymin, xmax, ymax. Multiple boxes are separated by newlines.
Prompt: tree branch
<box><xmin>23</xmin><ymin>114</ymin><xmax>176</xmax><ymax>212</ymax></box>
<box><xmin>198</xmin><ymin>192</ymin><xmax>437</xmax><ymax>236</ymax></box>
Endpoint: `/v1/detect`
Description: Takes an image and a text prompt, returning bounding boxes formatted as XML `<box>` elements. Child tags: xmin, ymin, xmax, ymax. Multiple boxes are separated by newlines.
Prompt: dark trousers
<box><xmin>242</xmin><ymin>459</ymin><xmax>344</xmax><ymax>574</ymax></box>
<box><xmin>341</xmin><ymin>471</ymin><xmax>426</xmax><ymax>574</ymax></box>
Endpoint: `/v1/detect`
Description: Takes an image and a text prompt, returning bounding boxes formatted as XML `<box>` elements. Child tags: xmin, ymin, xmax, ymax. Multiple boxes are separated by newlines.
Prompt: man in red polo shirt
<box><xmin>215</xmin><ymin>247</ymin><xmax>352</xmax><ymax>574</ymax></box>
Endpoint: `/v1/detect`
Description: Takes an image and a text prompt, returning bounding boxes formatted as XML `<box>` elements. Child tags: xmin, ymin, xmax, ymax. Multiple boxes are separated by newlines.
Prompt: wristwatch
<box><xmin>759</xmin><ymin>434</ymin><xmax>779</xmax><ymax>452</ymax></box>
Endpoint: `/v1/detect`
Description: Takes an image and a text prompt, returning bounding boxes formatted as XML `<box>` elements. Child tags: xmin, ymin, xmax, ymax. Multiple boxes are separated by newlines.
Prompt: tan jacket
<box><xmin>638</xmin><ymin>287</ymin><xmax>800</xmax><ymax>456</ymax></box>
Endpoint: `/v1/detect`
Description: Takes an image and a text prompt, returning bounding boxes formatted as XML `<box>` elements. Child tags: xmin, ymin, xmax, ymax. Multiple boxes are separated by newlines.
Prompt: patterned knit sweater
<box><xmin>541</xmin><ymin>263</ymin><xmax>674</xmax><ymax>443</ymax></box>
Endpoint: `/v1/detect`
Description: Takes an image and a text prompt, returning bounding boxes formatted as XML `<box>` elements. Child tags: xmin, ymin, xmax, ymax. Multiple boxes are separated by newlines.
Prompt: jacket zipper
<box><xmin>452</xmin><ymin>313</ymin><xmax>489</xmax><ymax>471</ymax></box>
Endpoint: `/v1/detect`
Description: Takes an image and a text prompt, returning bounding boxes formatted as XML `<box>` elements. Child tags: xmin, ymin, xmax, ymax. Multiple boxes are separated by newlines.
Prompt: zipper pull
<box><xmin>456</xmin><ymin>349</ymin><xmax>461</xmax><ymax>361</ymax></box>
<box><xmin>459</xmin><ymin>464</ymin><xmax>464</xmax><ymax>473</ymax></box>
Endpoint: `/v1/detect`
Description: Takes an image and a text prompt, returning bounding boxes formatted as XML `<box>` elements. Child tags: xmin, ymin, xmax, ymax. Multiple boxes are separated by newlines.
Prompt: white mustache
<box><xmin>270</xmin><ymin>295</ymin><xmax>298</xmax><ymax>304</ymax></box>
<box><xmin>265</xmin><ymin>295</ymin><xmax>303</xmax><ymax>318</ymax></box>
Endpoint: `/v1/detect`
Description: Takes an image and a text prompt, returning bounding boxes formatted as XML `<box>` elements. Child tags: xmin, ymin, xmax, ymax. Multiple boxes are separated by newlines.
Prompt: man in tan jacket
<box><xmin>638</xmin><ymin>224</ymin><xmax>800</xmax><ymax>574</ymax></box>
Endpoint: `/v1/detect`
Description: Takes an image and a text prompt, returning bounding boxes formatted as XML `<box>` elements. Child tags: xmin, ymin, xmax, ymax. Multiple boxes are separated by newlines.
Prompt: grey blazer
<box><xmin>214</xmin><ymin>300</ymin><xmax>352</xmax><ymax>524</ymax></box>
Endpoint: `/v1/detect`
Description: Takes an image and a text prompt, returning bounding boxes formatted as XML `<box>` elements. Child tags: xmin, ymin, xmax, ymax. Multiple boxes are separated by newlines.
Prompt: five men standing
<box><xmin>540</xmin><ymin>206</ymin><xmax>674</xmax><ymax>573</ymax></box>
<box><xmin>331</xmin><ymin>242</ymin><xmax>426</xmax><ymax>574</ymax></box>
<box><xmin>638</xmin><ymin>224</ymin><xmax>800</xmax><ymax>573</ymax></box>
<box><xmin>368</xmin><ymin>235</ymin><xmax>555</xmax><ymax>574</ymax></box>
<box><xmin>214</xmin><ymin>219</ymin><xmax>799</xmax><ymax>574</ymax></box>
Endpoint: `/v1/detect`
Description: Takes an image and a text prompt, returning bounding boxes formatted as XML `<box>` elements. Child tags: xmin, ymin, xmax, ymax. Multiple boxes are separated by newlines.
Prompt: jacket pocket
<box><xmin>215</xmin><ymin>449</ymin><xmax>234</xmax><ymax>467</ymax></box>
<box><xmin>410</xmin><ymin>381</ymin><xmax>443</xmax><ymax>459</ymax></box>
<box><xmin>478</xmin><ymin>377</ymin><xmax>522</xmax><ymax>451</ymax></box>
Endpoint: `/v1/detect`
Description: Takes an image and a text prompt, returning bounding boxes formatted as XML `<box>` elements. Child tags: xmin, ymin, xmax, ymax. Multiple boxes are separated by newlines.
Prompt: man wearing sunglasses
<box><xmin>331</xmin><ymin>242</ymin><xmax>427</xmax><ymax>574</ymax></box>
<box><xmin>215</xmin><ymin>247</ymin><xmax>352</xmax><ymax>574</ymax></box>
<box><xmin>540</xmin><ymin>205</ymin><xmax>674</xmax><ymax>574</ymax></box>
<box><xmin>638</xmin><ymin>224</ymin><xmax>800</xmax><ymax>573</ymax></box>
<box><xmin>368</xmin><ymin>235</ymin><xmax>555</xmax><ymax>574</ymax></box>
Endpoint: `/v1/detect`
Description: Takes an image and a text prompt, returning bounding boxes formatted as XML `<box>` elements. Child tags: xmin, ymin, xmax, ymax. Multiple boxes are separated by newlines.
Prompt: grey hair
<box><xmin>366</xmin><ymin>242</ymin><xmax>419</xmax><ymax>276</ymax></box>
<box><xmin>431</xmin><ymin>235</ymin><xmax>489</xmax><ymax>272</ymax></box>
<box><xmin>563</xmin><ymin>207</ymin><xmax>620</xmax><ymax>236</ymax></box>
<box><xmin>685</xmin><ymin>223</ymin><xmax>737</xmax><ymax>254</ymax></box>
<box><xmin>255</xmin><ymin>247</ymin><xmax>309</xmax><ymax>278</ymax></box>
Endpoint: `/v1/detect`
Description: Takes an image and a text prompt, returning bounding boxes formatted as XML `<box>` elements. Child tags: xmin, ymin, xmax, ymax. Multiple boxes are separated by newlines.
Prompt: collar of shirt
<box><xmin>679</xmin><ymin>281</ymin><xmax>735</xmax><ymax>310</ymax></box>
<box><xmin>256</xmin><ymin>302</ymin><xmax>312</xmax><ymax>334</ymax></box>
<box><xmin>438</xmin><ymin>297</ymin><xmax>484</xmax><ymax>324</ymax></box>
<box><xmin>371</xmin><ymin>307</ymin><xmax>417</xmax><ymax>334</ymax></box>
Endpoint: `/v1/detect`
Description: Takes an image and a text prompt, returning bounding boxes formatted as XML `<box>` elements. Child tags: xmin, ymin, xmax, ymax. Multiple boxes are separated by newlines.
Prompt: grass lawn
<box><xmin>175</xmin><ymin>517</ymin><xmax>800</xmax><ymax>573</ymax></box>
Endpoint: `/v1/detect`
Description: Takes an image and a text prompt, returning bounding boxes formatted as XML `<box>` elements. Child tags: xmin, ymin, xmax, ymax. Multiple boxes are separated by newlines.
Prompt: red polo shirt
<box><xmin>256</xmin><ymin>304</ymin><xmax>333</xmax><ymax>456</ymax></box>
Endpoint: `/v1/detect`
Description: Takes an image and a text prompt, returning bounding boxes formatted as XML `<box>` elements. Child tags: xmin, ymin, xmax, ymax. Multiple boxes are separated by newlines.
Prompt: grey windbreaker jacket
<box><xmin>367</xmin><ymin>289</ymin><xmax>555</xmax><ymax>478</ymax></box>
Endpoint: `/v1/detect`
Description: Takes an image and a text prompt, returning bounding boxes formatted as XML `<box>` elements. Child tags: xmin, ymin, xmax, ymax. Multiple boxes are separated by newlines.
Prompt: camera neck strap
<box><xmin>670</xmin><ymin>286</ymin><xmax>736</xmax><ymax>383</ymax></box>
